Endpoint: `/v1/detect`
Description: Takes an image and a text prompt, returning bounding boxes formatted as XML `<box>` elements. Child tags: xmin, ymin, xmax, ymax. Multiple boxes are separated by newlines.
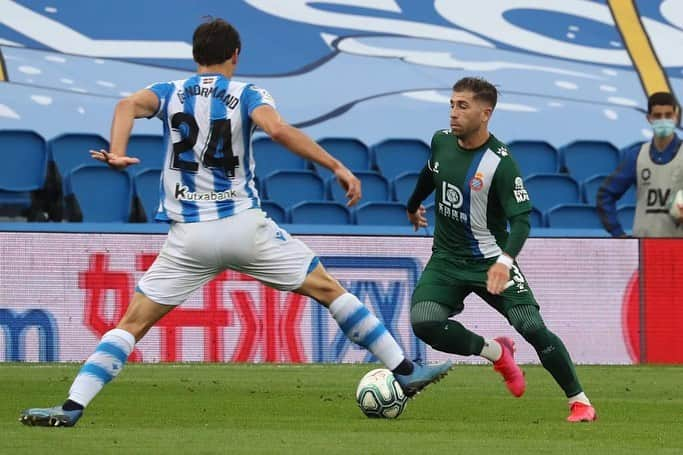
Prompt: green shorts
<box><xmin>411</xmin><ymin>253</ymin><xmax>538</xmax><ymax>318</ymax></box>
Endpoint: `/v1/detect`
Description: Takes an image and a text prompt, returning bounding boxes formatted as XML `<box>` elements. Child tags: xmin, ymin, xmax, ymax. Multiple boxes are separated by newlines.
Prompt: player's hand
<box><xmin>407</xmin><ymin>206</ymin><xmax>428</xmax><ymax>231</ymax></box>
<box><xmin>334</xmin><ymin>167</ymin><xmax>362</xmax><ymax>207</ymax></box>
<box><xmin>90</xmin><ymin>149</ymin><xmax>140</xmax><ymax>171</ymax></box>
<box><xmin>486</xmin><ymin>262</ymin><xmax>510</xmax><ymax>295</ymax></box>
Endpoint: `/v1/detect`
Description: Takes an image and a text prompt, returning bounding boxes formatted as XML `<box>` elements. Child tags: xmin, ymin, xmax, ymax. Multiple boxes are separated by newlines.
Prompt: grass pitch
<box><xmin>2</xmin><ymin>363</ymin><xmax>682</xmax><ymax>454</ymax></box>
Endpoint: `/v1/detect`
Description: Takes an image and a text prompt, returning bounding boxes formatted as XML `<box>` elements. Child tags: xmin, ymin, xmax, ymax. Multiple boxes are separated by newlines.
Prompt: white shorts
<box><xmin>137</xmin><ymin>208</ymin><xmax>316</xmax><ymax>306</ymax></box>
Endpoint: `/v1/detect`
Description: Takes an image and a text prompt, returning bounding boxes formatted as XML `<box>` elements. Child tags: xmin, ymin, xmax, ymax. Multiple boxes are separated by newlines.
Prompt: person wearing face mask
<box><xmin>597</xmin><ymin>92</ymin><xmax>683</xmax><ymax>237</ymax></box>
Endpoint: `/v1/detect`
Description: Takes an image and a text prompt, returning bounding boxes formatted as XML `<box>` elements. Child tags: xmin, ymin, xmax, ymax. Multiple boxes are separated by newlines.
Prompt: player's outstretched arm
<box><xmin>406</xmin><ymin>206</ymin><xmax>427</xmax><ymax>231</ymax></box>
<box><xmin>251</xmin><ymin>105</ymin><xmax>361</xmax><ymax>206</ymax></box>
<box><xmin>90</xmin><ymin>89</ymin><xmax>159</xmax><ymax>171</ymax></box>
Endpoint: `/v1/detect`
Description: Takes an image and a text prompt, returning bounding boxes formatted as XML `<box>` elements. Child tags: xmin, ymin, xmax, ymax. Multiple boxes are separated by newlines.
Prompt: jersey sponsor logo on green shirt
<box><xmin>439</xmin><ymin>181</ymin><xmax>469</xmax><ymax>223</ymax></box>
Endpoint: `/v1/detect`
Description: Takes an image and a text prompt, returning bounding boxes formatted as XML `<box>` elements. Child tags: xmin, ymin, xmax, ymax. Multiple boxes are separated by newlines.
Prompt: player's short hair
<box><xmin>452</xmin><ymin>77</ymin><xmax>498</xmax><ymax>109</ymax></box>
<box><xmin>647</xmin><ymin>92</ymin><xmax>678</xmax><ymax>114</ymax></box>
<box><xmin>192</xmin><ymin>18</ymin><xmax>241</xmax><ymax>66</ymax></box>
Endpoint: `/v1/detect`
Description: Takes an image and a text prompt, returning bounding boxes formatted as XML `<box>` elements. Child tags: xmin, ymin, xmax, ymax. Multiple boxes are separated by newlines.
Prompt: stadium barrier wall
<box><xmin>1</xmin><ymin>232</ymin><xmax>680</xmax><ymax>364</ymax></box>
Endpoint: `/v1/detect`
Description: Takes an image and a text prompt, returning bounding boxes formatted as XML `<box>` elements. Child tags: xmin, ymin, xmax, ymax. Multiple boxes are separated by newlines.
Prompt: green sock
<box><xmin>508</xmin><ymin>305</ymin><xmax>583</xmax><ymax>397</ymax></box>
<box><xmin>411</xmin><ymin>301</ymin><xmax>485</xmax><ymax>356</ymax></box>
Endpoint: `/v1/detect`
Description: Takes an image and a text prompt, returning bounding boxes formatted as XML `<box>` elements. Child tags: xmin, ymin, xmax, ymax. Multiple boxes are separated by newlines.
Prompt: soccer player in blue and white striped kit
<box><xmin>20</xmin><ymin>18</ymin><xmax>451</xmax><ymax>427</ymax></box>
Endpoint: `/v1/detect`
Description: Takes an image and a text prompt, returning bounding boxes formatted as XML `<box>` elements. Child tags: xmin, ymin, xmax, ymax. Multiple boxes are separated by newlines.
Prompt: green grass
<box><xmin>2</xmin><ymin>364</ymin><xmax>682</xmax><ymax>454</ymax></box>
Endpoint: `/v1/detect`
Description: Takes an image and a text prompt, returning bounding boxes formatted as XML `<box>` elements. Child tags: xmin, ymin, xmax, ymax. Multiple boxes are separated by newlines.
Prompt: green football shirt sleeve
<box><xmin>494</xmin><ymin>157</ymin><xmax>533</xmax><ymax>218</ymax></box>
<box><xmin>406</xmin><ymin>164</ymin><xmax>435</xmax><ymax>213</ymax></box>
<box><xmin>504</xmin><ymin>212</ymin><xmax>530</xmax><ymax>258</ymax></box>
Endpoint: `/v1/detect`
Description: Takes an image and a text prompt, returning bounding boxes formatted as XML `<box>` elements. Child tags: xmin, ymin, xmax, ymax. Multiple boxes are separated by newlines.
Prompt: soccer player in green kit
<box><xmin>405</xmin><ymin>77</ymin><xmax>596</xmax><ymax>422</ymax></box>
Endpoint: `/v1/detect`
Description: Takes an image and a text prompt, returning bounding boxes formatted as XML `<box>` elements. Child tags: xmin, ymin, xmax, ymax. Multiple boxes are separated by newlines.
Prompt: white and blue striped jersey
<box><xmin>146</xmin><ymin>73</ymin><xmax>275</xmax><ymax>222</ymax></box>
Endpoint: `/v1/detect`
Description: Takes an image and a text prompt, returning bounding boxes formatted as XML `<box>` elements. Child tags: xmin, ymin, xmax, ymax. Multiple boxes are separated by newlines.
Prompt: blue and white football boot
<box><xmin>394</xmin><ymin>360</ymin><xmax>453</xmax><ymax>398</ymax></box>
<box><xmin>19</xmin><ymin>406</ymin><xmax>83</xmax><ymax>427</ymax></box>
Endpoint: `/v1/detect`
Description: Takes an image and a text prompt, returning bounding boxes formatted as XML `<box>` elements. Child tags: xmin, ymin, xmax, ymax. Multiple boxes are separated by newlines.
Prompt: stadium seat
<box><xmin>263</xmin><ymin>170</ymin><xmax>325</xmax><ymax>209</ymax></box>
<box><xmin>328</xmin><ymin>171</ymin><xmax>390</xmax><ymax>203</ymax></box>
<box><xmin>392</xmin><ymin>172</ymin><xmax>434</xmax><ymax>206</ymax></box>
<box><xmin>0</xmin><ymin>130</ymin><xmax>48</xmax><ymax>192</ymax></box>
<box><xmin>561</xmin><ymin>140</ymin><xmax>621</xmax><ymax>183</ymax></box>
<box><xmin>529</xmin><ymin>207</ymin><xmax>545</xmax><ymax>228</ymax></box>
<box><xmin>260</xmin><ymin>200</ymin><xmax>288</xmax><ymax>224</ymax></box>
<box><xmin>373</xmin><ymin>139</ymin><xmax>430</xmax><ymax>182</ymax></box>
<box><xmin>584</xmin><ymin>174</ymin><xmax>636</xmax><ymax>207</ymax></box>
<box><xmin>253</xmin><ymin>137</ymin><xmax>307</xmax><ymax>179</ymax></box>
<box><xmin>50</xmin><ymin>133</ymin><xmax>109</xmax><ymax>193</ymax></box>
<box><xmin>69</xmin><ymin>165</ymin><xmax>132</xmax><ymax>222</ymax></box>
<box><xmin>508</xmin><ymin>141</ymin><xmax>559</xmax><ymax>177</ymax></box>
<box><xmin>583</xmin><ymin>174</ymin><xmax>607</xmax><ymax>206</ymax></box>
<box><xmin>314</xmin><ymin>138</ymin><xmax>371</xmax><ymax>180</ymax></box>
<box><xmin>290</xmin><ymin>201</ymin><xmax>351</xmax><ymax>225</ymax></box>
<box><xmin>525</xmin><ymin>173</ymin><xmax>581</xmax><ymax>213</ymax></box>
<box><xmin>127</xmin><ymin>135</ymin><xmax>165</xmax><ymax>172</ymax></box>
<box><xmin>355</xmin><ymin>201</ymin><xmax>408</xmax><ymax>225</ymax></box>
<box><xmin>617</xmin><ymin>204</ymin><xmax>635</xmax><ymax>231</ymax></box>
<box><xmin>134</xmin><ymin>169</ymin><xmax>161</xmax><ymax>221</ymax></box>
<box><xmin>546</xmin><ymin>203</ymin><xmax>603</xmax><ymax>229</ymax></box>
<box><xmin>0</xmin><ymin>130</ymin><xmax>48</xmax><ymax>216</ymax></box>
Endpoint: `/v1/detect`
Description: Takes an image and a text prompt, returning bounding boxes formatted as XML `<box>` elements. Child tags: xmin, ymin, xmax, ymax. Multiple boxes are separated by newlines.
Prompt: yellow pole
<box><xmin>608</xmin><ymin>0</ymin><xmax>672</xmax><ymax>97</ymax></box>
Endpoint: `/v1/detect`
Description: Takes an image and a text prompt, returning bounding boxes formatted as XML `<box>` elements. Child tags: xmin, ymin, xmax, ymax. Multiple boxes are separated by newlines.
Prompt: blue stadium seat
<box><xmin>355</xmin><ymin>201</ymin><xmax>408</xmax><ymax>225</ymax></box>
<box><xmin>127</xmin><ymin>135</ymin><xmax>165</xmax><ymax>172</ymax></box>
<box><xmin>328</xmin><ymin>171</ymin><xmax>390</xmax><ymax>203</ymax></box>
<box><xmin>525</xmin><ymin>173</ymin><xmax>581</xmax><ymax>213</ymax></box>
<box><xmin>314</xmin><ymin>138</ymin><xmax>371</xmax><ymax>180</ymax></box>
<box><xmin>134</xmin><ymin>169</ymin><xmax>161</xmax><ymax>222</ymax></box>
<box><xmin>263</xmin><ymin>170</ymin><xmax>325</xmax><ymax>209</ymax></box>
<box><xmin>373</xmin><ymin>139</ymin><xmax>430</xmax><ymax>182</ymax></box>
<box><xmin>508</xmin><ymin>141</ymin><xmax>559</xmax><ymax>177</ymax></box>
<box><xmin>561</xmin><ymin>140</ymin><xmax>621</xmax><ymax>183</ymax></box>
<box><xmin>546</xmin><ymin>203</ymin><xmax>603</xmax><ymax>229</ymax></box>
<box><xmin>0</xmin><ymin>130</ymin><xmax>48</xmax><ymax>192</ymax></box>
<box><xmin>0</xmin><ymin>130</ymin><xmax>47</xmax><ymax>216</ymax></box>
<box><xmin>583</xmin><ymin>174</ymin><xmax>607</xmax><ymax>206</ymax></box>
<box><xmin>253</xmin><ymin>137</ymin><xmax>307</xmax><ymax>179</ymax></box>
<box><xmin>393</xmin><ymin>172</ymin><xmax>434</xmax><ymax>206</ymax></box>
<box><xmin>529</xmin><ymin>207</ymin><xmax>545</xmax><ymax>228</ymax></box>
<box><xmin>69</xmin><ymin>165</ymin><xmax>132</xmax><ymax>222</ymax></box>
<box><xmin>584</xmin><ymin>174</ymin><xmax>636</xmax><ymax>207</ymax></box>
<box><xmin>290</xmin><ymin>201</ymin><xmax>351</xmax><ymax>225</ymax></box>
<box><xmin>620</xmin><ymin>141</ymin><xmax>644</xmax><ymax>159</ymax></box>
<box><xmin>617</xmin><ymin>204</ymin><xmax>635</xmax><ymax>232</ymax></box>
<box><xmin>260</xmin><ymin>200</ymin><xmax>288</xmax><ymax>224</ymax></box>
<box><xmin>50</xmin><ymin>133</ymin><xmax>109</xmax><ymax>193</ymax></box>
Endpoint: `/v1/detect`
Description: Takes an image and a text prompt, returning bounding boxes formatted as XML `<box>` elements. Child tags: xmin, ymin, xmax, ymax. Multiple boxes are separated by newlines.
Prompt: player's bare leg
<box><xmin>20</xmin><ymin>293</ymin><xmax>173</xmax><ymax>427</ymax></box>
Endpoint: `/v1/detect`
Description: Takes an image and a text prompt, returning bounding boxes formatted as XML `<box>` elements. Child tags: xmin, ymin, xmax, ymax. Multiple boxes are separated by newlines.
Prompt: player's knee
<box><xmin>411</xmin><ymin>320</ymin><xmax>443</xmax><ymax>346</ymax></box>
<box><xmin>300</xmin><ymin>268</ymin><xmax>345</xmax><ymax>305</ymax></box>
<box><xmin>508</xmin><ymin>306</ymin><xmax>546</xmax><ymax>340</ymax></box>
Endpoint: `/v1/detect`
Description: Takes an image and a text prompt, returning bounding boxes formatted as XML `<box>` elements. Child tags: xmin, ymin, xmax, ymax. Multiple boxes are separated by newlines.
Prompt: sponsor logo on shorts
<box><xmin>174</xmin><ymin>183</ymin><xmax>238</xmax><ymax>201</ymax></box>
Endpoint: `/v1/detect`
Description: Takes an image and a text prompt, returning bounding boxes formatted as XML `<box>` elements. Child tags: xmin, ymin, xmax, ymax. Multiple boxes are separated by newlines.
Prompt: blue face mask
<box><xmin>651</xmin><ymin>118</ymin><xmax>676</xmax><ymax>138</ymax></box>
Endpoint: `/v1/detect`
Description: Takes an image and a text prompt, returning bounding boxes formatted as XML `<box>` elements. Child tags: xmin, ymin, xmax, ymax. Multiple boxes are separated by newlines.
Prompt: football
<box><xmin>355</xmin><ymin>368</ymin><xmax>408</xmax><ymax>419</ymax></box>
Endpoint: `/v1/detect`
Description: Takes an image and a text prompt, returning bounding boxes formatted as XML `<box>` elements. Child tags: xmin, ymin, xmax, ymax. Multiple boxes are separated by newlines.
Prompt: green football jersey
<box><xmin>428</xmin><ymin>130</ymin><xmax>532</xmax><ymax>260</ymax></box>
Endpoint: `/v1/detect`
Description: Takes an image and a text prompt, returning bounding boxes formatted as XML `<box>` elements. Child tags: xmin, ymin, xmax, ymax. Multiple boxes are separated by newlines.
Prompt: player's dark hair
<box><xmin>192</xmin><ymin>18</ymin><xmax>241</xmax><ymax>66</ymax></box>
<box><xmin>453</xmin><ymin>77</ymin><xmax>498</xmax><ymax>109</ymax></box>
<box><xmin>648</xmin><ymin>91</ymin><xmax>678</xmax><ymax>114</ymax></box>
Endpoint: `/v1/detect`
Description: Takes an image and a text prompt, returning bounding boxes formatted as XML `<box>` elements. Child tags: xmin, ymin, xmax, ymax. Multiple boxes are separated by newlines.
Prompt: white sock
<box><xmin>68</xmin><ymin>328</ymin><xmax>135</xmax><ymax>407</ymax></box>
<box><xmin>479</xmin><ymin>338</ymin><xmax>503</xmax><ymax>362</ymax></box>
<box><xmin>328</xmin><ymin>293</ymin><xmax>405</xmax><ymax>370</ymax></box>
<box><xmin>568</xmin><ymin>392</ymin><xmax>591</xmax><ymax>406</ymax></box>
